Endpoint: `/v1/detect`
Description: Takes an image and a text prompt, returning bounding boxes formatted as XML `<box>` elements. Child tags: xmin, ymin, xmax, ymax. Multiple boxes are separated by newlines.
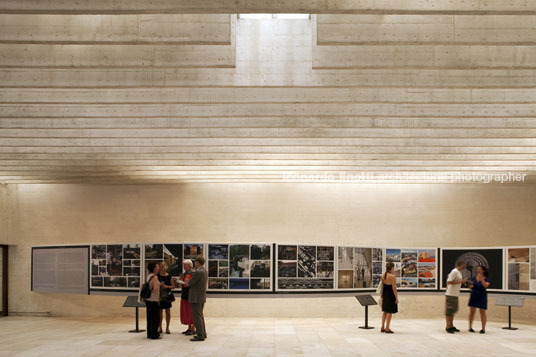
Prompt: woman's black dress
<box><xmin>158</xmin><ymin>273</ymin><xmax>173</xmax><ymax>309</ymax></box>
<box><xmin>382</xmin><ymin>281</ymin><xmax>398</xmax><ymax>314</ymax></box>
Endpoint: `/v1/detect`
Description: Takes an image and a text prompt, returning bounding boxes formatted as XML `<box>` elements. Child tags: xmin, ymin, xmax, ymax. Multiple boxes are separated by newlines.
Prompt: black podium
<box><xmin>355</xmin><ymin>295</ymin><xmax>377</xmax><ymax>329</ymax></box>
<box><xmin>123</xmin><ymin>296</ymin><xmax>146</xmax><ymax>333</ymax></box>
<box><xmin>496</xmin><ymin>295</ymin><xmax>525</xmax><ymax>331</ymax></box>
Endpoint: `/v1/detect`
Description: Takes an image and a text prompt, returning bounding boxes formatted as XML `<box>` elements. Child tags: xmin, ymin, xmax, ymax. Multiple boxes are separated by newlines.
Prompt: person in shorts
<box><xmin>445</xmin><ymin>260</ymin><xmax>466</xmax><ymax>333</ymax></box>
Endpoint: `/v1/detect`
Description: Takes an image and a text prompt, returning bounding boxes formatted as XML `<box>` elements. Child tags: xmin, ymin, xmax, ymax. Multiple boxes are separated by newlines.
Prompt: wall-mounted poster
<box><xmin>506</xmin><ymin>247</ymin><xmax>536</xmax><ymax>292</ymax></box>
<box><xmin>441</xmin><ymin>248</ymin><xmax>503</xmax><ymax>290</ymax></box>
<box><xmin>276</xmin><ymin>244</ymin><xmax>335</xmax><ymax>291</ymax></box>
<box><xmin>336</xmin><ymin>247</ymin><xmax>375</xmax><ymax>289</ymax></box>
<box><xmin>207</xmin><ymin>243</ymin><xmax>272</xmax><ymax>291</ymax></box>
<box><xmin>144</xmin><ymin>243</ymin><xmax>183</xmax><ymax>287</ymax></box>
<box><xmin>90</xmin><ymin>244</ymin><xmax>142</xmax><ymax>290</ymax></box>
<box><xmin>381</xmin><ymin>248</ymin><xmax>437</xmax><ymax>289</ymax></box>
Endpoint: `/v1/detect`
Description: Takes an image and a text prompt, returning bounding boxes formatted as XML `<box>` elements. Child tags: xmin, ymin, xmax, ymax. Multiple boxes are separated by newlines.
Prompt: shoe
<box><xmin>480</xmin><ymin>330</ymin><xmax>485</xmax><ymax>334</ymax></box>
<box><xmin>165</xmin><ymin>330</ymin><xmax>170</xmax><ymax>335</ymax></box>
<box><xmin>469</xmin><ymin>328</ymin><xmax>475</xmax><ymax>333</ymax></box>
<box><xmin>453</xmin><ymin>327</ymin><xmax>460</xmax><ymax>332</ymax></box>
<box><xmin>185</xmin><ymin>330</ymin><xmax>196</xmax><ymax>336</ymax></box>
<box><xmin>157</xmin><ymin>329</ymin><xmax>162</xmax><ymax>334</ymax></box>
<box><xmin>446</xmin><ymin>327</ymin><xmax>455</xmax><ymax>334</ymax></box>
<box><xmin>385</xmin><ymin>330</ymin><xmax>394</xmax><ymax>334</ymax></box>
<box><xmin>381</xmin><ymin>328</ymin><xmax>385</xmax><ymax>333</ymax></box>
<box><xmin>181</xmin><ymin>329</ymin><xmax>189</xmax><ymax>335</ymax></box>
<box><xmin>190</xmin><ymin>336</ymin><xmax>205</xmax><ymax>341</ymax></box>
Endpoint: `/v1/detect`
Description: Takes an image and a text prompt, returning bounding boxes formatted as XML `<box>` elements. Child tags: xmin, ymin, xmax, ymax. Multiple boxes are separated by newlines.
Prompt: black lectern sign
<box><xmin>496</xmin><ymin>295</ymin><xmax>524</xmax><ymax>330</ymax></box>
<box><xmin>355</xmin><ymin>295</ymin><xmax>377</xmax><ymax>329</ymax></box>
<box><xmin>123</xmin><ymin>296</ymin><xmax>146</xmax><ymax>333</ymax></box>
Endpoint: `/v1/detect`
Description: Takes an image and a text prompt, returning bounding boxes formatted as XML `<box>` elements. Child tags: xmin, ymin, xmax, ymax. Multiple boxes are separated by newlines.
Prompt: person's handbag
<box><xmin>376</xmin><ymin>279</ymin><xmax>384</xmax><ymax>308</ymax></box>
<box><xmin>164</xmin><ymin>289</ymin><xmax>176</xmax><ymax>302</ymax></box>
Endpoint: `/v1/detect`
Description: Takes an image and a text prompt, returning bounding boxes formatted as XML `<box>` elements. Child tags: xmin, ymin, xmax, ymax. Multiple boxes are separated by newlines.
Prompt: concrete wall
<box><xmin>3</xmin><ymin>182</ymin><xmax>536</xmax><ymax>323</ymax></box>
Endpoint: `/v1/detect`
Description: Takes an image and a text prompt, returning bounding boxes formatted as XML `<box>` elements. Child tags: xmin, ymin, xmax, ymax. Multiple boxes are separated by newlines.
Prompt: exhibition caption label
<box><xmin>282</xmin><ymin>172</ymin><xmax>527</xmax><ymax>183</ymax></box>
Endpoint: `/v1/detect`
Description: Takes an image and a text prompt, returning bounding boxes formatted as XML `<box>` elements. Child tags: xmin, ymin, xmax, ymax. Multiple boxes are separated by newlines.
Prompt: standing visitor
<box><xmin>179</xmin><ymin>260</ymin><xmax>196</xmax><ymax>335</ymax></box>
<box><xmin>187</xmin><ymin>255</ymin><xmax>208</xmax><ymax>341</ymax></box>
<box><xmin>143</xmin><ymin>262</ymin><xmax>161</xmax><ymax>339</ymax></box>
<box><xmin>468</xmin><ymin>265</ymin><xmax>490</xmax><ymax>334</ymax></box>
<box><xmin>158</xmin><ymin>261</ymin><xmax>175</xmax><ymax>334</ymax></box>
<box><xmin>445</xmin><ymin>260</ymin><xmax>467</xmax><ymax>333</ymax></box>
<box><xmin>380</xmin><ymin>262</ymin><xmax>398</xmax><ymax>333</ymax></box>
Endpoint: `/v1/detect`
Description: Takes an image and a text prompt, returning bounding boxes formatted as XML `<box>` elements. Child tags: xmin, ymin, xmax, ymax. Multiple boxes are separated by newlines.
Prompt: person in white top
<box><xmin>445</xmin><ymin>260</ymin><xmax>467</xmax><ymax>333</ymax></box>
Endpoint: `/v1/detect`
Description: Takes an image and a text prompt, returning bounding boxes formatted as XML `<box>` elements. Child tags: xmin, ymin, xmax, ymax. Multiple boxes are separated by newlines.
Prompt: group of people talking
<box><xmin>140</xmin><ymin>255</ymin><xmax>208</xmax><ymax>342</ymax></box>
<box><xmin>379</xmin><ymin>260</ymin><xmax>490</xmax><ymax>334</ymax></box>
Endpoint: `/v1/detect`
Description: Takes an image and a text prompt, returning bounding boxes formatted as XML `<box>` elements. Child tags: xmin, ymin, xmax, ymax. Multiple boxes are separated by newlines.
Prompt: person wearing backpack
<box><xmin>143</xmin><ymin>262</ymin><xmax>161</xmax><ymax>339</ymax></box>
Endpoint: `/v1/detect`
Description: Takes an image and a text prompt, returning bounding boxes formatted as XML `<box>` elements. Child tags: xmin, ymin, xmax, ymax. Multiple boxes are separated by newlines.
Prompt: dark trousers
<box><xmin>191</xmin><ymin>302</ymin><xmax>207</xmax><ymax>338</ymax></box>
<box><xmin>145</xmin><ymin>301</ymin><xmax>160</xmax><ymax>339</ymax></box>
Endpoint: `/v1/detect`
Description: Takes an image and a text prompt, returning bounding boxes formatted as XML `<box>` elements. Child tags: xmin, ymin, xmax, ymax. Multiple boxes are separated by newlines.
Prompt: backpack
<box><xmin>140</xmin><ymin>274</ymin><xmax>154</xmax><ymax>300</ymax></box>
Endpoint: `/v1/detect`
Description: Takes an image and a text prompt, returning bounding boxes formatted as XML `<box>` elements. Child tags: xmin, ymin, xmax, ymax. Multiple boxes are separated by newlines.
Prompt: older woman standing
<box><xmin>179</xmin><ymin>260</ymin><xmax>195</xmax><ymax>335</ymax></box>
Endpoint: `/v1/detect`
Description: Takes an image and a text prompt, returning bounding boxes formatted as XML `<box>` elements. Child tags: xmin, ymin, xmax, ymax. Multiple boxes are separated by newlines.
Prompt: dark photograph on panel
<box><xmin>91</xmin><ymin>260</ymin><xmax>99</xmax><ymax>276</ymax></box>
<box><xmin>106</xmin><ymin>245</ymin><xmax>123</xmax><ymax>276</ymax></box>
<box><xmin>278</xmin><ymin>278</ymin><xmax>334</xmax><ymax>290</ymax></box>
<box><xmin>401</xmin><ymin>249</ymin><xmax>418</xmax><ymax>278</ymax></box>
<box><xmin>92</xmin><ymin>245</ymin><xmax>106</xmax><ymax>260</ymax></box>
<box><xmin>278</xmin><ymin>261</ymin><xmax>297</xmax><ymax>278</ymax></box>
<box><xmin>442</xmin><ymin>249</ymin><xmax>503</xmax><ymax>289</ymax></box>
<box><xmin>104</xmin><ymin>276</ymin><xmax>127</xmax><ymax>288</ymax></box>
<box><xmin>278</xmin><ymin>245</ymin><xmax>297</xmax><ymax>260</ymax></box>
<box><xmin>123</xmin><ymin>267</ymin><xmax>140</xmax><ymax>276</ymax></box>
<box><xmin>251</xmin><ymin>244</ymin><xmax>271</xmax><ymax>260</ymax></box>
<box><xmin>250</xmin><ymin>278</ymin><xmax>270</xmax><ymax>289</ymax></box>
<box><xmin>209</xmin><ymin>244</ymin><xmax>229</xmax><ymax>260</ymax></box>
<box><xmin>317</xmin><ymin>261</ymin><xmax>334</xmax><ymax>278</ymax></box>
<box><xmin>219</xmin><ymin>268</ymin><xmax>229</xmax><ymax>277</ymax></box>
<box><xmin>250</xmin><ymin>260</ymin><xmax>270</xmax><ymax>277</ymax></box>
<box><xmin>208</xmin><ymin>278</ymin><xmax>229</xmax><ymax>289</ymax></box>
<box><xmin>354</xmin><ymin>248</ymin><xmax>373</xmax><ymax>288</ymax></box>
<box><xmin>164</xmin><ymin>244</ymin><xmax>182</xmax><ymax>277</ymax></box>
<box><xmin>208</xmin><ymin>260</ymin><xmax>219</xmax><ymax>278</ymax></box>
<box><xmin>145</xmin><ymin>244</ymin><xmax>163</xmax><ymax>260</ymax></box>
<box><xmin>298</xmin><ymin>246</ymin><xmax>316</xmax><ymax>278</ymax></box>
<box><xmin>128</xmin><ymin>277</ymin><xmax>141</xmax><ymax>288</ymax></box>
<box><xmin>184</xmin><ymin>244</ymin><xmax>203</xmax><ymax>259</ymax></box>
<box><xmin>91</xmin><ymin>276</ymin><xmax>103</xmax><ymax>287</ymax></box>
<box><xmin>230</xmin><ymin>278</ymin><xmax>249</xmax><ymax>290</ymax></box>
<box><xmin>230</xmin><ymin>244</ymin><xmax>250</xmax><ymax>278</ymax></box>
<box><xmin>317</xmin><ymin>246</ymin><xmax>334</xmax><ymax>261</ymax></box>
<box><xmin>123</xmin><ymin>244</ymin><xmax>141</xmax><ymax>259</ymax></box>
<box><xmin>372</xmin><ymin>248</ymin><xmax>383</xmax><ymax>262</ymax></box>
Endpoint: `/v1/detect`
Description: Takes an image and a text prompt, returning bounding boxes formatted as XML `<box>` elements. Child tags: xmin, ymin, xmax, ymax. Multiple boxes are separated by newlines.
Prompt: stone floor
<box><xmin>0</xmin><ymin>316</ymin><xmax>534</xmax><ymax>356</ymax></box>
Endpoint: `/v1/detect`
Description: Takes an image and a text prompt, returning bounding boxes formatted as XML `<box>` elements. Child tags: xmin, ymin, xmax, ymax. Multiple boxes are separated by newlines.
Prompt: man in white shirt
<box><xmin>445</xmin><ymin>260</ymin><xmax>467</xmax><ymax>333</ymax></box>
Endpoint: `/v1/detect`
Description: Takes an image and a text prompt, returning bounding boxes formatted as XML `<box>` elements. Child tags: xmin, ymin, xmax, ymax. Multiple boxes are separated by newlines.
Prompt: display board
<box><xmin>276</xmin><ymin>244</ymin><xmax>335</xmax><ymax>291</ymax></box>
<box><xmin>384</xmin><ymin>248</ymin><xmax>437</xmax><ymax>290</ymax></box>
<box><xmin>32</xmin><ymin>246</ymin><xmax>89</xmax><ymax>294</ymax></box>
<box><xmin>207</xmin><ymin>243</ymin><xmax>272</xmax><ymax>291</ymax></box>
<box><xmin>337</xmin><ymin>247</ymin><xmax>377</xmax><ymax>290</ymax></box>
<box><xmin>441</xmin><ymin>248</ymin><xmax>504</xmax><ymax>291</ymax></box>
<box><xmin>506</xmin><ymin>246</ymin><xmax>536</xmax><ymax>292</ymax></box>
<box><xmin>90</xmin><ymin>244</ymin><xmax>142</xmax><ymax>290</ymax></box>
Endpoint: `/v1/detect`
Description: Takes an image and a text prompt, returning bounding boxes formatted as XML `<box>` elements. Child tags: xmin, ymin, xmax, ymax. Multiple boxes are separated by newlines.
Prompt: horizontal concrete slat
<box><xmin>2</xmin><ymin>68</ymin><xmax>535</xmax><ymax>87</ymax></box>
<box><xmin>0</xmin><ymin>137</ymin><xmax>534</xmax><ymax>146</ymax></box>
<box><xmin>1</xmin><ymin>103</ymin><xmax>536</xmax><ymax>117</ymax></box>
<box><xmin>1</xmin><ymin>87</ymin><xmax>536</xmax><ymax>103</ymax></box>
<box><xmin>0</xmin><ymin>43</ymin><xmax>235</xmax><ymax>67</ymax></box>
<box><xmin>2</xmin><ymin>117</ymin><xmax>536</xmax><ymax>129</ymax></box>
<box><xmin>313</xmin><ymin>45</ymin><xmax>536</xmax><ymax>68</ymax></box>
<box><xmin>1</xmin><ymin>127</ymin><xmax>535</xmax><ymax>138</ymax></box>
<box><xmin>1</xmin><ymin>0</ymin><xmax>535</xmax><ymax>14</ymax></box>
<box><xmin>0</xmin><ymin>14</ymin><xmax>231</xmax><ymax>44</ymax></box>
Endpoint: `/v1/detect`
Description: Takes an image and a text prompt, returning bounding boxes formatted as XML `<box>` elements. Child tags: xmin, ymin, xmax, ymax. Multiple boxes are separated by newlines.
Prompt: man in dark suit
<box><xmin>188</xmin><ymin>255</ymin><xmax>207</xmax><ymax>341</ymax></box>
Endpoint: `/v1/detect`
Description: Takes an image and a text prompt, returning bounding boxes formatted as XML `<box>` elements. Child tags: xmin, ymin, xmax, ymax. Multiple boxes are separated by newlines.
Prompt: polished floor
<box><xmin>0</xmin><ymin>316</ymin><xmax>535</xmax><ymax>356</ymax></box>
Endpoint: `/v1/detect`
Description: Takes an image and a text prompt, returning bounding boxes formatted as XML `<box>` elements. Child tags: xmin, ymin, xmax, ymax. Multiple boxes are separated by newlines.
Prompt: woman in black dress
<box><xmin>158</xmin><ymin>262</ymin><xmax>175</xmax><ymax>334</ymax></box>
<box><xmin>381</xmin><ymin>262</ymin><xmax>399</xmax><ymax>333</ymax></box>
